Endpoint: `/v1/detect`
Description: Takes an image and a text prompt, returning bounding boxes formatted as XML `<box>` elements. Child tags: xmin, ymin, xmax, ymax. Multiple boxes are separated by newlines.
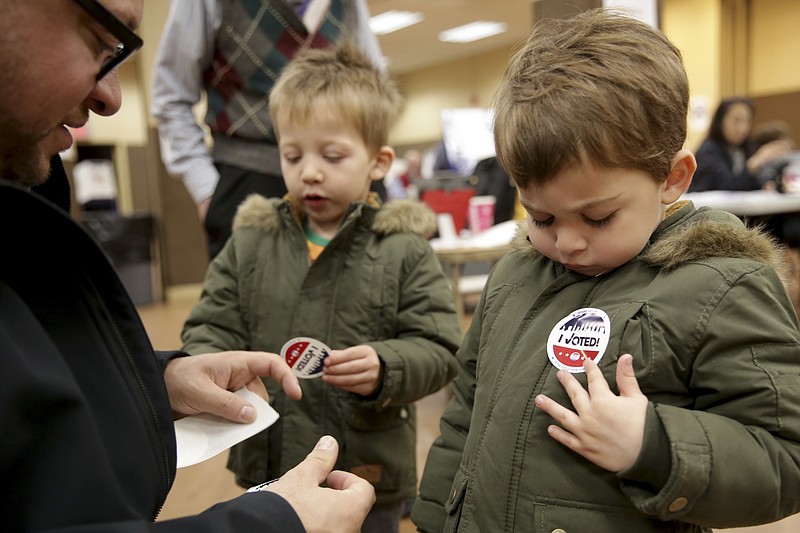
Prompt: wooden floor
<box><xmin>139</xmin><ymin>294</ymin><xmax>800</xmax><ymax>532</ymax></box>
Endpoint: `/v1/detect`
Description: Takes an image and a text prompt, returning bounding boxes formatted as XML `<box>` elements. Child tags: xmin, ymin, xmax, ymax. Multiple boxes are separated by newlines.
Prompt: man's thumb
<box><xmin>304</xmin><ymin>435</ymin><xmax>339</xmax><ymax>482</ymax></box>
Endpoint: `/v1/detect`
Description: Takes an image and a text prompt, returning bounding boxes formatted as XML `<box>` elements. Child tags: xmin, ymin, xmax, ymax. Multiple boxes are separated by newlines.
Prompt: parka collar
<box><xmin>232</xmin><ymin>192</ymin><xmax>437</xmax><ymax>238</ymax></box>
<box><xmin>510</xmin><ymin>200</ymin><xmax>786</xmax><ymax>279</ymax></box>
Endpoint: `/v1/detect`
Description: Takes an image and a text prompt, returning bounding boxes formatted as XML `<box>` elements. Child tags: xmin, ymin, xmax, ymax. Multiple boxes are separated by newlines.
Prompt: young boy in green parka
<box><xmin>181</xmin><ymin>43</ymin><xmax>461</xmax><ymax>533</ymax></box>
<box><xmin>412</xmin><ymin>9</ymin><xmax>800</xmax><ymax>533</ymax></box>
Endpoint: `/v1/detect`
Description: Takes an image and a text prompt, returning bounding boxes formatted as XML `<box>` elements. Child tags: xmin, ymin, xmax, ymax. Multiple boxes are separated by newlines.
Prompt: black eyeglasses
<box><xmin>73</xmin><ymin>0</ymin><xmax>143</xmax><ymax>80</ymax></box>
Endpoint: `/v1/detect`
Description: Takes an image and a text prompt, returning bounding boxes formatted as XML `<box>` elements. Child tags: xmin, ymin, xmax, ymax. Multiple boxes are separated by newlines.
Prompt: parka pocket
<box><xmin>532</xmin><ymin>497</ymin><xmax>687</xmax><ymax>532</ymax></box>
<box><xmin>442</xmin><ymin>468</ymin><xmax>469</xmax><ymax>532</ymax></box>
<box><xmin>345</xmin><ymin>401</ymin><xmax>408</xmax><ymax>431</ymax></box>
<box><xmin>342</xmin><ymin>402</ymin><xmax>416</xmax><ymax>492</ymax></box>
<box><xmin>605</xmin><ymin>301</ymin><xmax>655</xmax><ymax>385</ymax></box>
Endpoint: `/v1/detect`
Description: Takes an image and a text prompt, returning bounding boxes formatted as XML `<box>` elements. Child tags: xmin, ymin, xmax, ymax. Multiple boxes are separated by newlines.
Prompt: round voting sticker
<box><xmin>281</xmin><ymin>337</ymin><xmax>331</xmax><ymax>379</ymax></box>
<box><xmin>546</xmin><ymin>308</ymin><xmax>610</xmax><ymax>373</ymax></box>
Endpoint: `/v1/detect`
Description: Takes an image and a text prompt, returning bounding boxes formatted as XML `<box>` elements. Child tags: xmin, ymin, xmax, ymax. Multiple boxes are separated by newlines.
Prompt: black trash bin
<box><xmin>81</xmin><ymin>211</ymin><xmax>154</xmax><ymax>305</ymax></box>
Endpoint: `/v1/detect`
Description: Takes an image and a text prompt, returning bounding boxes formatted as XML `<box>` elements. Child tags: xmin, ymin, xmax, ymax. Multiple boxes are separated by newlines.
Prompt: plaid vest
<box><xmin>204</xmin><ymin>0</ymin><xmax>352</xmax><ymax>145</ymax></box>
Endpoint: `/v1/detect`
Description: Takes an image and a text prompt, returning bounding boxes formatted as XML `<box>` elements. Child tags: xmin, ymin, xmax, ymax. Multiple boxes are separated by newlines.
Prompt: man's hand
<box><xmin>197</xmin><ymin>196</ymin><xmax>212</xmax><ymax>222</ymax></box>
<box><xmin>164</xmin><ymin>351</ymin><xmax>302</xmax><ymax>423</ymax></box>
<box><xmin>322</xmin><ymin>345</ymin><xmax>381</xmax><ymax>396</ymax></box>
<box><xmin>534</xmin><ymin>354</ymin><xmax>648</xmax><ymax>473</ymax></box>
<box><xmin>264</xmin><ymin>436</ymin><xmax>375</xmax><ymax>533</ymax></box>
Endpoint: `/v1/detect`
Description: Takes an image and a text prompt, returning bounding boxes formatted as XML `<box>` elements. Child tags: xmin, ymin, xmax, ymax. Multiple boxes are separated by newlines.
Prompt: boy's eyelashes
<box><xmin>584</xmin><ymin>213</ymin><xmax>615</xmax><ymax>227</ymax></box>
<box><xmin>529</xmin><ymin>213</ymin><xmax>616</xmax><ymax>228</ymax></box>
<box><xmin>280</xmin><ymin>153</ymin><xmax>346</xmax><ymax>164</ymax></box>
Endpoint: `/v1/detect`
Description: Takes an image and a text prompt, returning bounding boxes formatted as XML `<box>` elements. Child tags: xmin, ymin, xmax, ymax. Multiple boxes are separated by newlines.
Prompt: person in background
<box><xmin>689</xmin><ymin>96</ymin><xmax>792</xmax><ymax>192</ymax></box>
<box><xmin>473</xmin><ymin>156</ymin><xmax>517</xmax><ymax>224</ymax></box>
<box><xmin>0</xmin><ymin>0</ymin><xmax>375</xmax><ymax>531</ymax></box>
<box><xmin>181</xmin><ymin>42</ymin><xmax>462</xmax><ymax>533</ymax></box>
<box><xmin>751</xmin><ymin>120</ymin><xmax>797</xmax><ymax>190</ymax></box>
<box><xmin>386</xmin><ymin>149</ymin><xmax>422</xmax><ymax>201</ymax></box>
<box><xmin>413</xmin><ymin>10</ymin><xmax>800</xmax><ymax>532</ymax></box>
<box><xmin>151</xmin><ymin>0</ymin><xmax>384</xmax><ymax>259</ymax></box>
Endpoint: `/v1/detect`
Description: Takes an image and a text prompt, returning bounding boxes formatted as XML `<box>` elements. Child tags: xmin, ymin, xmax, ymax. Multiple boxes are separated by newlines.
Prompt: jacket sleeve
<box><xmin>411</xmin><ymin>279</ymin><xmax>485</xmax><ymax>532</ymax></box>
<box><xmin>621</xmin><ymin>262</ymin><xmax>800</xmax><ymax>527</ymax></box>
<box><xmin>181</xmin><ymin>236</ymin><xmax>252</xmax><ymax>354</ymax></box>
<box><xmin>366</xmin><ymin>239</ymin><xmax>461</xmax><ymax>408</ymax></box>
<box><xmin>353</xmin><ymin>0</ymin><xmax>385</xmax><ymax>72</ymax></box>
<box><xmin>0</xmin><ymin>282</ymin><xmax>303</xmax><ymax>533</ymax></box>
<box><xmin>35</xmin><ymin>493</ymin><xmax>304</xmax><ymax>532</ymax></box>
<box><xmin>150</xmin><ymin>492</ymin><xmax>304</xmax><ymax>532</ymax></box>
<box><xmin>150</xmin><ymin>0</ymin><xmax>220</xmax><ymax>204</ymax></box>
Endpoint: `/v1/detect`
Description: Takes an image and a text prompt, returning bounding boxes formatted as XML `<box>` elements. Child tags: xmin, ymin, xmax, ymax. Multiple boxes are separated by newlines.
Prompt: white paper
<box><xmin>430</xmin><ymin>220</ymin><xmax>518</xmax><ymax>251</ymax></box>
<box><xmin>174</xmin><ymin>388</ymin><xmax>279</xmax><ymax>468</ymax></box>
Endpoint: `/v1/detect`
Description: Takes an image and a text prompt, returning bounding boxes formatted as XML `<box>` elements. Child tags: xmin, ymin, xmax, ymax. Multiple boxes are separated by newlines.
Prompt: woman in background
<box><xmin>689</xmin><ymin>97</ymin><xmax>792</xmax><ymax>191</ymax></box>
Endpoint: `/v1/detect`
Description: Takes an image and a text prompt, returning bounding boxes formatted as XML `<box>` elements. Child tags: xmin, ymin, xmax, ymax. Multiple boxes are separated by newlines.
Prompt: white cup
<box><xmin>468</xmin><ymin>195</ymin><xmax>496</xmax><ymax>234</ymax></box>
<box><xmin>437</xmin><ymin>213</ymin><xmax>458</xmax><ymax>241</ymax></box>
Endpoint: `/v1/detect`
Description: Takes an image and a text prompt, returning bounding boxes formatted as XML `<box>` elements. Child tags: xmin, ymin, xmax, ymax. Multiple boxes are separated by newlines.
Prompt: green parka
<box><xmin>182</xmin><ymin>194</ymin><xmax>461</xmax><ymax>504</ymax></box>
<box><xmin>413</xmin><ymin>201</ymin><xmax>800</xmax><ymax>532</ymax></box>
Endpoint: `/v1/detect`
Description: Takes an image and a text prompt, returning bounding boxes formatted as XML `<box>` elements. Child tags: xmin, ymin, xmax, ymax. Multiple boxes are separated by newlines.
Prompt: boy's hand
<box><xmin>534</xmin><ymin>354</ymin><xmax>648</xmax><ymax>473</ymax></box>
<box><xmin>322</xmin><ymin>345</ymin><xmax>381</xmax><ymax>396</ymax></box>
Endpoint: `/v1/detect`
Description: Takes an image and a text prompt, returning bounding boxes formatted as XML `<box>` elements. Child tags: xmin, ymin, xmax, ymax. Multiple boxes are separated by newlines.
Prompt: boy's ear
<box><xmin>661</xmin><ymin>149</ymin><xmax>696</xmax><ymax>204</ymax></box>
<box><xmin>369</xmin><ymin>146</ymin><xmax>396</xmax><ymax>181</ymax></box>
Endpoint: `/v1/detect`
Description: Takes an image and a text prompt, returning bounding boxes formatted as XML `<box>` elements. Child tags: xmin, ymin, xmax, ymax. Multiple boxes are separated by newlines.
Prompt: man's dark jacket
<box><xmin>0</xmin><ymin>158</ymin><xmax>303</xmax><ymax>531</ymax></box>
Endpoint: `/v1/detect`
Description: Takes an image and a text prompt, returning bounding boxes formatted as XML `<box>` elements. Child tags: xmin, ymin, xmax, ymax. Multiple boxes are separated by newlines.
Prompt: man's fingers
<box><xmin>197</xmin><ymin>385</ymin><xmax>257</xmax><ymax>423</ymax></box>
<box><xmin>240</xmin><ymin>352</ymin><xmax>302</xmax><ymax>400</ymax></box>
<box><xmin>301</xmin><ymin>435</ymin><xmax>340</xmax><ymax>485</ymax></box>
<box><xmin>244</xmin><ymin>376</ymin><xmax>269</xmax><ymax>399</ymax></box>
<box><xmin>327</xmin><ymin>470</ymin><xmax>377</xmax><ymax>506</ymax></box>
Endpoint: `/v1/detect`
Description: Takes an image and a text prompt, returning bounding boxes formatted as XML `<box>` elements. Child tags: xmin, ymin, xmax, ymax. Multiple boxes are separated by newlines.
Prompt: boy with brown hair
<box><xmin>412</xmin><ymin>9</ymin><xmax>800</xmax><ymax>532</ymax></box>
<box><xmin>181</xmin><ymin>42</ymin><xmax>461</xmax><ymax>533</ymax></box>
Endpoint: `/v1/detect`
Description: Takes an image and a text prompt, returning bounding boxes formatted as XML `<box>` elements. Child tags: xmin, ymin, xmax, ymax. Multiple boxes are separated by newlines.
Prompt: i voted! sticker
<box><xmin>281</xmin><ymin>337</ymin><xmax>331</xmax><ymax>379</ymax></box>
<box><xmin>546</xmin><ymin>308</ymin><xmax>610</xmax><ymax>373</ymax></box>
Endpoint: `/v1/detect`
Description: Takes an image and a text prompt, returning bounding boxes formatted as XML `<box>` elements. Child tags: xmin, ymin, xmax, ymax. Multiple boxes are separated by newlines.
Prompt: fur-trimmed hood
<box><xmin>509</xmin><ymin>200</ymin><xmax>787</xmax><ymax>280</ymax></box>
<box><xmin>232</xmin><ymin>194</ymin><xmax>438</xmax><ymax>238</ymax></box>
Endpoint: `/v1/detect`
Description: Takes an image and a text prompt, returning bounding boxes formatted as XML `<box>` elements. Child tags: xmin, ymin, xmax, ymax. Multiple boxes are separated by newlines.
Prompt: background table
<box><xmin>430</xmin><ymin>221</ymin><xmax>517</xmax><ymax>325</ymax></box>
<box><xmin>681</xmin><ymin>191</ymin><xmax>800</xmax><ymax>216</ymax></box>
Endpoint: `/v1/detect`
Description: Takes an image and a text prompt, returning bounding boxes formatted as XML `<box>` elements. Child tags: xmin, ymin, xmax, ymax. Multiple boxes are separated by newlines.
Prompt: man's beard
<box><xmin>0</xmin><ymin>124</ymin><xmax>51</xmax><ymax>187</ymax></box>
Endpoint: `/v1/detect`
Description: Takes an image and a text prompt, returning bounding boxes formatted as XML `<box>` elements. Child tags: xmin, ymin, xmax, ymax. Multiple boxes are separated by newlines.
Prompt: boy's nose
<box><xmin>555</xmin><ymin>228</ymin><xmax>587</xmax><ymax>255</ymax></box>
<box><xmin>301</xmin><ymin>163</ymin><xmax>324</xmax><ymax>183</ymax></box>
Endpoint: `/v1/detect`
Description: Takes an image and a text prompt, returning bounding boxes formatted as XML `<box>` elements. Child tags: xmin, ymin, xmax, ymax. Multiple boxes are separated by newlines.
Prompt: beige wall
<box><xmin>661</xmin><ymin>0</ymin><xmax>721</xmax><ymax>151</ymax></box>
<box><xmin>390</xmin><ymin>0</ymin><xmax>800</xmax><ymax>151</ymax></box>
<box><xmin>750</xmin><ymin>0</ymin><xmax>800</xmax><ymax>95</ymax></box>
<box><xmin>391</xmin><ymin>47</ymin><xmax>515</xmax><ymax>147</ymax></box>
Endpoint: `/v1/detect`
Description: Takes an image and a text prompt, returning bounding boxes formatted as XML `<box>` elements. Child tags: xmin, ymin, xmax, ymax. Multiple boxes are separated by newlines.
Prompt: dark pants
<box><xmin>360</xmin><ymin>499</ymin><xmax>406</xmax><ymax>533</ymax></box>
<box><xmin>204</xmin><ymin>162</ymin><xmax>287</xmax><ymax>259</ymax></box>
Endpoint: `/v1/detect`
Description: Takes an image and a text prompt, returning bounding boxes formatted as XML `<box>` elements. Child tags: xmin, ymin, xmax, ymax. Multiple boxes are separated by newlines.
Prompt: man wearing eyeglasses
<box><xmin>0</xmin><ymin>1</ymin><xmax>374</xmax><ymax>531</ymax></box>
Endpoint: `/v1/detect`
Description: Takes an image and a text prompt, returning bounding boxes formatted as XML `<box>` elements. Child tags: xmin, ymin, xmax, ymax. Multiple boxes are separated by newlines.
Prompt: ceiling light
<box><xmin>439</xmin><ymin>21</ymin><xmax>508</xmax><ymax>43</ymax></box>
<box><xmin>369</xmin><ymin>10</ymin><xmax>424</xmax><ymax>35</ymax></box>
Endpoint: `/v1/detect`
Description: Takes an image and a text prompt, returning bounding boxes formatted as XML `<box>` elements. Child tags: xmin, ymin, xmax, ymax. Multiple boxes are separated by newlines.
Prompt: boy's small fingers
<box><xmin>616</xmin><ymin>354</ymin><xmax>643</xmax><ymax>396</ymax></box>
